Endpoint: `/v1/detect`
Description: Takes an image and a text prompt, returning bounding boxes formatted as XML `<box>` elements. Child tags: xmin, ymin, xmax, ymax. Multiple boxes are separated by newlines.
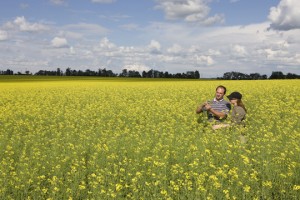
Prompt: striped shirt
<box><xmin>207</xmin><ymin>98</ymin><xmax>231</xmax><ymax>121</ymax></box>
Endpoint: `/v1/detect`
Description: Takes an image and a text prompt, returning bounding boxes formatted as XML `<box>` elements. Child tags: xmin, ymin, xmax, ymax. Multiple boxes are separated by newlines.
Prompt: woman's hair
<box><xmin>237</xmin><ymin>99</ymin><xmax>247</xmax><ymax>112</ymax></box>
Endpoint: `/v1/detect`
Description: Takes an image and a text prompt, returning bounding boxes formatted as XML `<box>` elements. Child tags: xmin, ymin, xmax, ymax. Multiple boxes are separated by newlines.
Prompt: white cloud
<box><xmin>99</xmin><ymin>37</ymin><xmax>116</xmax><ymax>49</ymax></box>
<box><xmin>195</xmin><ymin>55</ymin><xmax>214</xmax><ymax>66</ymax></box>
<box><xmin>167</xmin><ymin>44</ymin><xmax>183</xmax><ymax>55</ymax></box>
<box><xmin>268</xmin><ymin>0</ymin><xmax>300</xmax><ymax>30</ymax></box>
<box><xmin>0</xmin><ymin>30</ymin><xmax>8</xmax><ymax>41</ymax></box>
<box><xmin>155</xmin><ymin>0</ymin><xmax>224</xmax><ymax>25</ymax></box>
<box><xmin>148</xmin><ymin>40</ymin><xmax>161</xmax><ymax>54</ymax></box>
<box><xmin>262</xmin><ymin>48</ymin><xmax>289</xmax><ymax>60</ymax></box>
<box><xmin>1</xmin><ymin>15</ymin><xmax>299</xmax><ymax>76</ymax></box>
<box><xmin>263</xmin><ymin>48</ymin><xmax>277</xmax><ymax>59</ymax></box>
<box><xmin>69</xmin><ymin>46</ymin><xmax>76</xmax><ymax>54</ymax></box>
<box><xmin>201</xmin><ymin>14</ymin><xmax>224</xmax><ymax>25</ymax></box>
<box><xmin>6</xmin><ymin>16</ymin><xmax>49</xmax><ymax>32</ymax></box>
<box><xmin>51</xmin><ymin>37</ymin><xmax>69</xmax><ymax>48</ymax></box>
<box><xmin>276</xmin><ymin>40</ymin><xmax>289</xmax><ymax>48</ymax></box>
<box><xmin>122</xmin><ymin>64</ymin><xmax>150</xmax><ymax>72</ymax></box>
<box><xmin>207</xmin><ymin>49</ymin><xmax>221</xmax><ymax>56</ymax></box>
<box><xmin>58</xmin><ymin>31</ymin><xmax>83</xmax><ymax>40</ymax></box>
<box><xmin>231</xmin><ymin>44</ymin><xmax>247</xmax><ymax>57</ymax></box>
<box><xmin>64</xmin><ymin>23</ymin><xmax>109</xmax><ymax>36</ymax></box>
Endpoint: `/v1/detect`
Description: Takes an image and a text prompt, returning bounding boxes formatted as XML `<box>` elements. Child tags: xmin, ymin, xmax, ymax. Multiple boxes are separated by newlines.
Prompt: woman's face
<box><xmin>230</xmin><ymin>98</ymin><xmax>238</xmax><ymax>105</ymax></box>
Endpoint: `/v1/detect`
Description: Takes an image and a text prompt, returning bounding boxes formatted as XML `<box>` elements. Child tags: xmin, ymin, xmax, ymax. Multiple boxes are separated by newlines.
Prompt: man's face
<box><xmin>215</xmin><ymin>88</ymin><xmax>225</xmax><ymax>100</ymax></box>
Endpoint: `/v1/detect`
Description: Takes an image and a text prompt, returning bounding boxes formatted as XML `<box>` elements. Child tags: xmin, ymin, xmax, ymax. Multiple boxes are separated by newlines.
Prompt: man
<box><xmin>196</xmin><ymin>85</ymin><xmax>231</xmax><ymax>122</ymax></box>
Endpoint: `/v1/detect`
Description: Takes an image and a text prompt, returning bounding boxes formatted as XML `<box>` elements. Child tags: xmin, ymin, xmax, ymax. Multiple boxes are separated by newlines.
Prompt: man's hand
<box><xmin>204</xmin><ymin>103</ymin><xmax>212</xmax><ymax>111</ymax></box>
<box><xmin>196</xmin><ymin>102</ymin><xmax>206</xmax><ymax>113</ymax></box>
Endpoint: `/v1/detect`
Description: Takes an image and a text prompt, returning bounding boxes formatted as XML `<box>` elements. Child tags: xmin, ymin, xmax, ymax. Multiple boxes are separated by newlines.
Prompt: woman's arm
<box><xmin>232</xmin><ymin>107</ymin><xmax>246</xmax><ymax>123</ymax></box>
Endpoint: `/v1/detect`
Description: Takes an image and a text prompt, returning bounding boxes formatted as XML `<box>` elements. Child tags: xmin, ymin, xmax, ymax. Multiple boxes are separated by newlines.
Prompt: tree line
<box><xmin>0</xmin><ymin>68</ymin><xmax>299</xmax><ymax>79</ymax></box>
<box><xmin>217</xmin><ymin>71</ymin><xmax>300</xmax><ymax>80</ymax></box>
<box><xmin>0</xmin><ymin>68</ymin><xmax>201</xmax><ymax>79</ymax></box>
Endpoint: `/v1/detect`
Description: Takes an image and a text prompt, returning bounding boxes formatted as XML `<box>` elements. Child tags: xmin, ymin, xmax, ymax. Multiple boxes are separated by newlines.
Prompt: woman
<box><xmin>212</xmin><ymin>91</ymin><xmax>246</xmax><ymax>130</ymax></box>
<box><xmin>227</xmin><ymin>91</ymin><xmax>246</xmax><ymax>125</ymax></box>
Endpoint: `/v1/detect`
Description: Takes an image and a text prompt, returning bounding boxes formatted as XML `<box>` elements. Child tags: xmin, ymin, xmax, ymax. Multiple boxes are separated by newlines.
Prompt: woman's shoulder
<box><xmin>231</xmin><ymin>106</ymin><xmax>246</xmax><ymax>123</ymax></box>
<box><xmin>234</xmin><ymin>106</ymin><xmax>246</xmax><ymax>113</ymax></box>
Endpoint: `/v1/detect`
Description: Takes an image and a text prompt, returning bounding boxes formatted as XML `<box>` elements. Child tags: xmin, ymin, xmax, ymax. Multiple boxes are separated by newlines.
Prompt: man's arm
<box><xmin>196</xmin><ymin>101</ymin><xmax>208</xmax><ymax>114</ymax></box>
<box><xmin>208</xmin><ymin>108</ymin><xmax>227</xmax><ymax>119</ymax></box>
<box><xmin>196</xmin><ymin>104</ymin><xmax>204</xmax><ymax>114</ymax></box>
<box><xmin>204</xmin><ymin>104</ymin><xmax>228</xmax><ymax>119</ymax></box>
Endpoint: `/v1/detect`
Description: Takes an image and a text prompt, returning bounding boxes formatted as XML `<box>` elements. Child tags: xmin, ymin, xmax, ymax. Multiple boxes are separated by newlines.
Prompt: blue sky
<box><xmin>0</xmin><ymin>0</ymin><xmax>300</xmax><ymax>77</ymax></box>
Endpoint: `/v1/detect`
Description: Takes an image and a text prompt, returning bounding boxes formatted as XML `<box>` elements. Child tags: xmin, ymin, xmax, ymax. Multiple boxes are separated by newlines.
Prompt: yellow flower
<box><xmin>116</xmin><ymin>183</ymin><xmax>123</xmax><ymax>192</ymax></box>
<box><xmin>243</xmin><ymin>185</ymin><xmax>251</xmax><ymax>193</ymax></box>
<box><xmin>223</xmin><ymin>189</ymin><xmax>230</xmax><ymax>199</ymax></box>
<box><xmin>79</xmin><ymin>185</ymin><xmax>86</xmax><ymax>190</ymax></box>
<box><xmin>293</xmin><ymin>185</ymin><xmax>300</xmax><ymax>191</ymax></box>
<box><xmin>240</xmin><ymin>155</ymin><xmax>250</xmax><ymax>165</ymax></box>
<box><xmin>42</xmin><ymin>188</ymin><xmax>48</xmax><ymax>194</ymax></box>
<box><xmin>160</xmin><ymin>189</ymin><xmax>167</xmax><ymax>196</ymax></box>
<box><xmin>262</xmin><ymin>181</ymin><xmax>272</xmax><ymax>188</ymax></box>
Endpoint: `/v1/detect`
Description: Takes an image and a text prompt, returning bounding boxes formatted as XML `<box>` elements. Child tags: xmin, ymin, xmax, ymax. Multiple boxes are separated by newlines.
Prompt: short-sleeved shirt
<box><xmin>231</xmin><ymin>106</ymin><xmax>246</xmax><ymax>124</ymax></box>
<box><xmin>206</xmin><ymin>98</ymin><xmax>231</xmax><ymax>121</ymax></box>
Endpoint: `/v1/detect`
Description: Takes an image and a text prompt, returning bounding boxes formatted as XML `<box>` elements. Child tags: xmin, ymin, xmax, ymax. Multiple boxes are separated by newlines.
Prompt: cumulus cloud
<box><xmin>5</xmin><ymin>16</ymin><xmax>49</xmax><ymax>32</ymax></box>
<box><xmin>155</xmin><ymin>0</ymin><xmax>224</xmax><ymax>25</ymax></box>
<box><xmin>167</xmin><ymin>44</ymin><xmax>183</xmax><ymax>55</ymax></box>
<box><xmin>268</xmin><ymin>0</ymin><xmax>300</xmax><ymax>30</ymax></box>
<box><xmin>195</xmin><ymin>55</ymin><xmax>214</xmax><ymax>66</ymax></box>
<box><xmin>51</xmin><ymin>37</ymin><xmax>69</xmax><ymax>48</ymax></box>
<box><xmin>122</xmin><ymin>64</ymin><xmax>150</xmax><ymax>72</ymax></box>
<box><xmin>148</xmin><ymin>40</ymin><xmax>161</xmax><ymax>54</ymax></box>
<box><xmin>231</xmin><ymin>44</ymin><xmax>248</xmax><ymax>57</ymax></box>
<box><xmin>1</xmin><ymin>13</ymin><xmax>299</xmax><ymax>76</ymax></box>
<box><xmin>207</xmin><ymin>49</ymin><xmax>221</xmax><ymax>56</ymax></box>
<box><xmin>99</xmin><ymin>37</ymin><xmax>116</xmax><ymax>49</ymax></box>
<box><xmin>0</xmin><ymin>30</ymin><xmax>8</xmax><ymax>41</ymax></box>
<box><xmin>262</xmin><ymin>48</ymin><xmax>289</xmax><ymax>61</ymax></box>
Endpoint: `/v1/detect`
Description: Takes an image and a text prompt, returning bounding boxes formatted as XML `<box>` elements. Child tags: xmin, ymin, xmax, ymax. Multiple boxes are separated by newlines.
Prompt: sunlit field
<box><xmin>0</xmin><ymin>76</ymin><xmax>299</xmax><ymax>199</ymax></box>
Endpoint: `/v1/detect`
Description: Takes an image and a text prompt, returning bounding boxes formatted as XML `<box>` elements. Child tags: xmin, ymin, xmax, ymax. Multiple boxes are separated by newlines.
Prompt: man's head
<box><xmin>215</xmin><ymin>85</ymin><xmax>226</xmax><ymax>100</ymax></box>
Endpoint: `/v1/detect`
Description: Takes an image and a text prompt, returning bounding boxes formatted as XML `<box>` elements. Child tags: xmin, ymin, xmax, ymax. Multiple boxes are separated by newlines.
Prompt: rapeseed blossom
<box><xmin>0</xmin><ymin>78</ymin><xmax>299</xmax><ymax>199</ymax></box>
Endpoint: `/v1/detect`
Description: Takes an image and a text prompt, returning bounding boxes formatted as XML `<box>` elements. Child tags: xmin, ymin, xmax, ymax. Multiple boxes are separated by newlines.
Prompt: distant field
<box><xmin>0</xmin><ymin>75</ymin><xmax>208</xmax><ymax>82</ymax></box>
<box><xmin>0</xmin><ymin>77</ymin><xmax>299</xmax><ymax>199</ymax></box>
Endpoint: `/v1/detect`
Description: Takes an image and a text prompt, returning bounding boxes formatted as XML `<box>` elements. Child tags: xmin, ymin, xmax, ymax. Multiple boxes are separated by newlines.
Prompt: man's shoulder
<box><xmin>223</xmin><ymin>99</ymin><xmax>230</xmax><ymax>104</ymax></box>
<box><xmin>222</xmin><ymin>99</ymin><xmax>231</xmax><ymax>110</ymax></box>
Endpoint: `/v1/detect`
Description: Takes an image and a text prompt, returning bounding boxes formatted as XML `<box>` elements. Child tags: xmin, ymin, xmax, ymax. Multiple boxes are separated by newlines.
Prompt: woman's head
<box><xmin>227</xmin><ymin>91</ymin><xmax>247</xmax><ymax>112</ymax></box>
<box><xmin>227</xmin><ymin>92</ymin><xmax>242</xmax><ymax>101</ymax></box>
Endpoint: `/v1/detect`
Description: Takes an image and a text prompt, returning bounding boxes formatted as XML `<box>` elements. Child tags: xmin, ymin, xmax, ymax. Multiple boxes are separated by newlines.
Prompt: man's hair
<box><xmin>216</xmin><ymin>85</ymin><xmax>227</xmax><ymax>94</ymax></box>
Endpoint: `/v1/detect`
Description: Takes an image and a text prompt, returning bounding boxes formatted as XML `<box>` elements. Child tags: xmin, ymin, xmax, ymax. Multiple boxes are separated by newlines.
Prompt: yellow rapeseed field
<box><xmin>0</xmin><ymin>77</ymin><xmax>299</xmax><ymax>199</ymax></box>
